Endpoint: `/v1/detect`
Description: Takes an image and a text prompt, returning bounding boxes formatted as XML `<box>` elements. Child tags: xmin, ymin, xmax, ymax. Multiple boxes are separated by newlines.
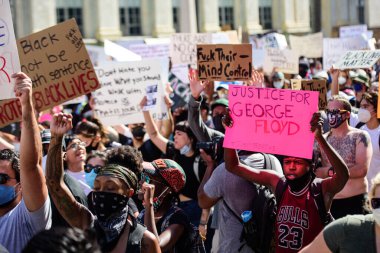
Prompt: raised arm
<box><xmin>222</xmin><ymin>109</ymin><xmax>281</xmax><ymax>191</ymax></box>
<box><xmin>311</xmin><ymin>112</ymin><xmax>349</xmax><ymax>206</ymax></box>
<box><xmin>46</xmin><ymin>113</ymin><xmax>92</xmax><ymax>229</ymax></box>
<box><xmin>141</xmin><ymin>97</ymin><xmax>168</xmax><ymax>153</ymax></box>
<box><xmin>329</xmin><ymin>67</ymin><xmax>340</xmax><ymax>97</ymax></box>
<box><xmin>14</xmin><ymin>72</ymin><xmax>46</xmax><ymax>211</ymax></box>
<box><xmin>157</xmin><ymin>95</ymin><xmax>174</xmax><ymax>139</ymax></box>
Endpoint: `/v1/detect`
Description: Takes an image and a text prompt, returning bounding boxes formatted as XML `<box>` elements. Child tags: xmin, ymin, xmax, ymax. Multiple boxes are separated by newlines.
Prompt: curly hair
<box><xmin>0</xmin><ymin>149</ymin><xmax>20</xmax><ymax>182</ymax></box>
<box><xmin>106</xmin><ymin>146</ymin><xmax>143</xmax><ymax>176</ymax></box>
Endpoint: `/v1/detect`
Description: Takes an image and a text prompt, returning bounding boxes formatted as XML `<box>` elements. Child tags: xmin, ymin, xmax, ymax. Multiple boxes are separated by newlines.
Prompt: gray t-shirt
<box><xmin>324</xmin><ymin>214</ymin><xmax>376</xmax><ymax>253</ymax></box>
<box><xmin>0</xmin><ymin>198</ymin><xmax>52</xmax><ymax>253</ymax></box>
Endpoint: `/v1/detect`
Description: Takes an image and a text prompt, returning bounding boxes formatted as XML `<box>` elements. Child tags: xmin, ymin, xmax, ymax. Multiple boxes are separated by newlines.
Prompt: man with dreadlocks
<box><xmin>46</xmin><ymin>112</ymin><xmax>161</xmax><ymax>253</ymax></box>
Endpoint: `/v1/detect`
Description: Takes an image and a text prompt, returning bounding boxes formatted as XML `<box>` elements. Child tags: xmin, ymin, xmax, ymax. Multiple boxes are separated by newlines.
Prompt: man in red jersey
<box><xmin>223</xmin><ymin>111</ymin><xmax>349</xmax><ymax>253</ymax></box>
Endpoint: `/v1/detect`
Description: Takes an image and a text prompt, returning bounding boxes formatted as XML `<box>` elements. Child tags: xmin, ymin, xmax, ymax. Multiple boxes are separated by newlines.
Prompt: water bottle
<box><xmin>241</xmin><ymin>210</ymin><xmax>256</xmax><ymax>239</ymax></box>
<box><xmin>241</xmin><ymin>210</ymin><xmax>252</xmax><ymax>223</ymax></box>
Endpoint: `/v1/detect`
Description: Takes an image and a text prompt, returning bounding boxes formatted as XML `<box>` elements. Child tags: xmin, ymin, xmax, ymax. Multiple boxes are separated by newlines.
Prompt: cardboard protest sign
<box><xmin>93</xmin><ymin>59</ymin><xmax>163</xmax><ymax>125</ymax></box>
<box><xmin>170</xmin><ymin>33</ymin><xmax>212</xmax><ymax>65</ymax></box>
<box><xmin>290</xmin><ymin>79</ymin><xmax>302</xmax><ymax>90</ymax></box>
<box><xmin>323</xmin><ymin>37</ymin><xmax>368</xmax><ymax>70</ymax></box>
<box><xmin>301</xmin><ymin>79</ymin><xmax>327</xmax><ymax>110</ymax></box>
<box><xmin>197</xmin><ymin>44</ymin><xmax>252</xmax><ymax>81</ymax></box>
<box><xmin>263</xmin><ymin>48</ymin><xmax>299</xmax><ymax>74</ymax></box>
<box><xmin>224</xmin><ymin>85</ymin><xmax>319</xmax><ymax>158</ymax></box>
<box><xmin>0</xmin><ymin>19</ymin><xmax>100</xmax><ymax>128</ymax></box>
<box><xmin>250</xmin><ymin>33</ymin><xmax>288</xmax><ymax>50</ymax></box>
<box><xmin>128</xmin><ymin>43</ymin><xmax>170</xmax><ymax>59</ymax></box>
<box><xmin>334</xmin><ymin>50</ymin><xmax>380</xmax><ymax>69</ymax></box>
<box><xmin>289</xmin><ymin>32</ymin><xmax>323</xmax><ymax>58</ymax></box>
<box><xmin>0</xmin><ymin>0</ymin><xmax>21</xmax><ymax>100</ymax></box>
<box><xmin>339</xmin><ymin>25</ymin><xmax>367</xmax><ymax>38</ymax></box>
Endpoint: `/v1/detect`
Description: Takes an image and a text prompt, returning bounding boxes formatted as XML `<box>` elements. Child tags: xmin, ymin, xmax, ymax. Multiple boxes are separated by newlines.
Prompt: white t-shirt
<box><xmin>66</xmin><ymin>170</ymin><xmax>92</xmax><ymax>195</ymax></box>
<box><xmin>0</xmin><ymin>198</ymin><xmax>52</xmax><ymax>253</ymax></box>
<box><xmin>360</xmin><ymin>124</ymin><xmax>380</xmax><ymax>189</ymax></box>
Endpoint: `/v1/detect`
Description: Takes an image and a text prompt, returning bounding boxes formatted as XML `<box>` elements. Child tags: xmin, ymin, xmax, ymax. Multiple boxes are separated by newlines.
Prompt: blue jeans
<box><xmin>179</xmin><ymin>199</ymin><xmax>202</xmax><ymax>226</ymax></box>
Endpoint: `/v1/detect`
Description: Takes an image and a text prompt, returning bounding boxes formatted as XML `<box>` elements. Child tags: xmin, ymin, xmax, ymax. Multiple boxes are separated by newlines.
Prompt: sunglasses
<box><xmin>325</xmin><ymin>109</ymin><xmax>348</xmax><ymax>115</ymax></box>
<box><xmin>0</xmin><ymin>173</ymin><xmax>17</xmax><ymax>184</ymax></box>
<box><xmin>67</xmin><ymin>142</ymin><xmax>86</xmax><ymax>151</ymax></box>
<box><xmin>371</xmin><ymin>198</ymin><xmax>380</xmax><ymax>209</ymax></box>
<box><xmin>140</xmin><ymin>172</ymin><xmax>167</xmax><ymax>186</ymax></box>
<box><xmin>84</xmin><ymin>164</ymin><xmax>102</xmax><ymax>173</ymax></box>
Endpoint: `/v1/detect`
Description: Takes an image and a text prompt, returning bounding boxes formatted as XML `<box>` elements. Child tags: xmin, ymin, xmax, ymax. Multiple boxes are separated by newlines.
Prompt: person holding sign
<box><xmin>0</xmin><ymin>73</ymin><xmax>52</xmax><ymax>253</ymax></box>
<box><xmin>315</xmin><ymin>96</ymin><xmax>372</xmax><ymax>220</ymax></box>
<box><xmin>223</xmin><ymin>111</ymin><xmax>349</xmax><ymax>253</ymax></box>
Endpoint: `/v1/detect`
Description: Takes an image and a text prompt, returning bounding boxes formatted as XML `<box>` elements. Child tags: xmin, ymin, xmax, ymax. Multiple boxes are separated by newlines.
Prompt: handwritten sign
<box><xmin>197</xmin><ymin>44</ymin><xmax>252</xmax><ymax>81</ymax></box>
<box><xmin>224</xmin><ymin>85</ymin><xmax>319</xmax><ymax>159</ymax></box>
<box><xmin>340</xmin><ymin>25</ymin><xmax>367</xmax><ymax>38</ymax></box>
<box><xmin>323</xmin><ymin>37</ymin><xmax>367</xmax><ymax>70</ymax></box>
<box><xmin>334</xmin><ymin>50</ymin><xmax>380</xmax><ymax>69</ymax></box>
<box><xmin>289</xmin><ymin>32</ymin><xmax>323</xmax><ymax>58</ymax></box>
<box><xmin>93</xmin><ymin>59</ymin><xmax>163</xmax><ymax>125</ymax></box>
<box><xmin>291</xmin><ymin>79</ymin><xmax>302</xmax><ymax>90</ymax></box>
<box><xmin>170</xmin><ymin>33</ymin><xmax>212</xmax><ymax>65</ymax></box>
<box><xmin>250</xmin><ymin>33</ymin><xmax>288</xmax><ymax>50</ymax></box>
<box><xmin>301</xmin><ymin>79</ymin><xmax>327</xmax><ymax>110</ymax></box>
<box><xmin>0</xmin><ymin>19</ymin><xmax>100</xmax><ymax>128</ymax></box>
<box><xmin>0</xmin><ymin>0</ymin><xmax>21</xmax><ymax>100</ymax></box>
<box><xmin>263</xmin><ymin>48</ymin><xmax>299</xmax><ymax>74</ymax></box>
<box><xmin>128</xmin><ymin>43</ymin><xmax>170</xmax><ymax>59</ymax></box>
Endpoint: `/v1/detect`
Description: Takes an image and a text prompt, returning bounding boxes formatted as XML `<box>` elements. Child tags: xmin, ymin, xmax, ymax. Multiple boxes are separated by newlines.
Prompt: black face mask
<box><xmin>86</xmin><ymin>140</ymin><xmax>99</xmax><ymax>154</ymax></box>
<box><xmin>287</xmin><ymin>170</ymin><xmax>313</xmax><ymax>192</ymax></box>
<box><xmin>88</xmin><ymin>191</ymin><xmax>129</xmax><ymax>221</ymax></box>
<box><xmin>212</xmin><ymin>114</ymin><xmax>225</xmax><ymax>134</ymax></box>
<box><xmin>131</xmin><ymin>126</ymin><xmax>146</xmax><ymax>140</ymax></box>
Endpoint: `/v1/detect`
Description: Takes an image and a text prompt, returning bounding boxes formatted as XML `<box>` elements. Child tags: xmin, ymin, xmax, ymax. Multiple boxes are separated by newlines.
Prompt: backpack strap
<box><xmin>222</xmin><ymin>199</ymin><xmax>243</xmax><ymax>223</ymax></box>
<box><xmin>193</xmin><ymin>156</ymin><xmax>201</xmax><ymax>182</ymax></box>
<box><xmin>310</xmin><ymin>178</ymin><xmax>333</xmax><ymax>226</ymax></box>
<box><xmin>355</xmin><ymin>121</ymin><xmax>366</xmax><ymax>129</ymax></box>
<box><xmin>274</xmin><ymin>177</ymin><xmax>287</xmax><ymax>205</ymax></box>
<box><xmin>260</xmin><ymin>153</ymin><xmax>273</xmax><ymax>170</ymax></box>
<box><xmin>127</xmin><ymin>223</ymin><xmax>146</xmax><ymax>253</ymax></box>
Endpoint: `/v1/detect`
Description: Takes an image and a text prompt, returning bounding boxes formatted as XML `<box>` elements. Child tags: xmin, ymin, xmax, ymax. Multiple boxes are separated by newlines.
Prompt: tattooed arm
<box><xmin>46</xmin><ymin>113</ymin><xmax>93</xmax><ymax>229</ymax></box>
<box><xmin>349</xmin><ymin>131</ymin><xmax>372</xmax><ymax>178</ymax></box>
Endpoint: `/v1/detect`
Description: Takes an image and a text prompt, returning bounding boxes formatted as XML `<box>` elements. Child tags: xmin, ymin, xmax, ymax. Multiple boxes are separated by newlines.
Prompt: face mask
<box><xmin>0</xmin><ymin>183</ymin><xmax>19</xmax><ymax>207</ymax></box>
<box><xmin>358</xmin><ymin>108</ymin><xmax>372</xmax><ymax>123</ymax></box>
<box><xmin>338</xmin><ymin>76</ymin><xmax>346</xmax><ymax>85</ymax></box>
<box><xmin>373</xmin><ymin>208</ymin><xmax>380</xmax><ymax>225</ymax></box>
<box><xmin>287</xmin><ymin>170</ymin><xmax>312</xmax><ymax>192</ymax></box>
<box><xmin>85</xmin><ymin>170</ymin><xmax>97</xmax><ymax>188</ymax></box>
<box><xmin>212</xmin><ymin>114</ymin><xmax>225</xmax><ymax>134</ymax></box>
<box><xmin>327</xmin><ymin>111</ymin><xmax>346</xmax><ymax>129</ymax></box>
<box><xmin>131</xmin><ymin>126</ymin><xmax>146</xmax><ymax>140</ymax></box>
<box><xmin>273</xmin><ymin>81</ymin><xmax>284</xmax><ymax>89</ymax></box>
<box><xmin>86</xmin><ymin>140</ymin><xmax>98</xmax><ymax>154</ymax></box>
<box><xmin>353</xmin><ymin>83</ymin><xmax>363</xmax><ymax>92</ymax></box>
<box><xmin>179</xmin><ymin>144</ymin><xmax>191</xmax><ymax>155</ymax></box>
<box><xmin>88</xmin><ymin>191</ymin><xmax>129</xmax><ymax>221</ymax></box>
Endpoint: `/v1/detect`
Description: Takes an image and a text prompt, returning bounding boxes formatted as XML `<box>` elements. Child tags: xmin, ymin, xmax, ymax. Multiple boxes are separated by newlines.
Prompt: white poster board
<box><xmin>128</xmin><ymin>43</ymin><xmax>170</xmax><ymax>59</ymax></box>
<box><xmin>93</xmin><ymin>59</ymin><xmax>163</xmax><ymax>125</ymax></box>
<box><xmin>334</xmin><ymin>50</ymin><xmax>380</xmax><ymax>69</ymax></box>
<box><xmin>339</xmin><ymin>25</ymin><xmax>367</xmax><ymax>38</ymax></box>
<box><xmin>323</xmin><ymin>37</ymin><xmax>368</xmax><ymax>70</ymax></box>
<box><xmin>263</xmin><ymin>48</ymin><xmax>299</xmax><ymax>74</ymax></box>
<box><xmin>289</xmin><ymin>32</ymin><xmax>323</xmax><ymax>58</ymax></box>
<box><xmin>0</xmin><ymin>0</ymin><xmax>21</xmax><ymax>100</ymax></box>
<box><xmin>170</xmin><ymin>33</ymin><xmax>212</xmax><ymax>65</ymax></box>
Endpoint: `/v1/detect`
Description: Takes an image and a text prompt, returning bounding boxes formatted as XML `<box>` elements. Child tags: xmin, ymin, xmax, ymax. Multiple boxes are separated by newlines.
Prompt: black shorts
<box><xmin>331</xmin><ymin>193</ymin><xmax>369</xmax><ymax>219</ymax></box>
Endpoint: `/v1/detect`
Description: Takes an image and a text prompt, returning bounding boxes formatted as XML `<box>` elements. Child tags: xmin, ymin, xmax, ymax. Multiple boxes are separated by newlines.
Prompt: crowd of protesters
<box><xmin>1</xmin><ymin>43</ymin><xmax>380</xmax><ymax>253</ymax></box>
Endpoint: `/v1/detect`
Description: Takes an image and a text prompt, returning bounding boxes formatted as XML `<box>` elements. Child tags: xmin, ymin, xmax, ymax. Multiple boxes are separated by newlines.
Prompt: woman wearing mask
<box><xmin>301</xmin><ymin>172</ymin><xmax>380</xmax><ymax>253</ymax></box>
<box><xmin>84</xmin><ymin>150</ymin><xmax>108</xmax><ymax>189</ymax></box>
<box><xmin>357</xmin><ymin>92</ymin><xmax>380</xmax><ymax>190</ymax></box>
<box><xmin>139</xmin><ymin>159</ymin><xmax>198</xmax><ymax>253</ymax></box>
<box><xmin>272</xmin><ymin>71</ymin><xmax>285</xmax><ymax>89</ymax></box>
<box><xmin>75</xmin><ymin>119</ymin><xmax>107</xmax><ymax>154</ymax></box>
<box><xmin>140</xmin><ymin>97</ymin><xmax>208</xmax><ymax>227</ymax></box>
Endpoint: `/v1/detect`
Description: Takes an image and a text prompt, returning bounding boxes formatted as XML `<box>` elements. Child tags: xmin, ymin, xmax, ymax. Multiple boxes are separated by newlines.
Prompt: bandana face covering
<box><xmin>327</xmin><ymin>110</ymin><xmax>346</xmax><ymax>129</ymax></box>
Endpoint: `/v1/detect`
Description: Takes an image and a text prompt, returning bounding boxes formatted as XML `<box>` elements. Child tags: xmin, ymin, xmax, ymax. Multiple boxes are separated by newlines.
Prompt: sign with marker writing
<box><xmin>301</xmin><ymin>79</ymin><xmax>327</xmax><ymax>110</ymax></box>
<box><xmin>93</xmin><ymin>59</ymin><xmax>163</xmax><ymax>125</ymax></box>
<box><xmin>289</xmin><ymin>32</ymin><xmax>323</xmax><ymax>58</ymax></box>
<box><xmin>128</xmin><ymin>43</ymin><xmax>169</xmax><ymax>59</ymax></box>
<box><xmin>334</xmin><ymin>50</ymin><xmax>380</xmax><ymax>69</ymax></box>
<box><xmin>263</xmin><ymin>48</ymin><xmax>299</xmax><ymax>74</ymax></box>
<box><xmin>339</xmin><ymin>25</ymin><xmax>367</xmax><ymax>38</ymax></box>
<box><xmin>0</xmin><ymin>0</ymin><xmax>21</xmax><ymax>100</ymax></box>
<box><xmin>224</xmin><ymin>85</ymin><xmax>319</xmax><ymax>159</ymax></box>
<box><xmin>170</xmin><ymin>33</ymin><xmax>212</xmax><ymax>65</ymax></box>
<box><xmin>290</xmin><ymin>79</ymin><xmax>302</xmax><ymax>90</ymax></box>
<box><xmin>197</xmin><ymin>44</ymin><xmax>252</xmax><ymax>81</ymax></box>
<box><xmin>0</xmin><ymin>19</ymin><xmax>100</xmax><ymax>128</ymax></box>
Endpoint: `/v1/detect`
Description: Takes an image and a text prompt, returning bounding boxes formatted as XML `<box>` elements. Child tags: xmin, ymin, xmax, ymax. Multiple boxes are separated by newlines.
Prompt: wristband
<box><xmin>200</xmin><ymin>221</ymin><xmax>207</xmax><ymax>226</ymax></box>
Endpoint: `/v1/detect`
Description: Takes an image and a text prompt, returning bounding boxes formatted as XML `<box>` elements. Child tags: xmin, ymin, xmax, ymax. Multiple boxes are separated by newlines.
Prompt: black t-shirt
<box><xmin>165</xmin><ymin>141</ymin><xmax>206</xmax><ymax>200</ymax></box>
<box><xmin>118</xmin><ymin>134</ymin><xmax>162</xmax><ymax>162</ymax></box>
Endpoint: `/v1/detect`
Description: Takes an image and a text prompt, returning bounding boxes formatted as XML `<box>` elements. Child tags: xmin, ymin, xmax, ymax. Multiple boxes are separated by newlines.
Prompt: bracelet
<box><xmin>200</xmin><ymin>221</ymin><xmax>207</xmax><ymax>226</ymax></box>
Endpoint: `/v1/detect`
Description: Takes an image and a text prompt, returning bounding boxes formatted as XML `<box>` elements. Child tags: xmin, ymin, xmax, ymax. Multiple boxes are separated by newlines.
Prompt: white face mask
<box><xmin>338</xmin><ymin>76</ymin><xmax>347</xmax><ymax>85</ymax></box>
<box><xmin>273</xmin><ymin>81</ymin><xmax>284</xmax><ymax>89</ymax></box>
<box><xmin>373</xmin><ymin>209</ymin><xmax>380</xmax><ymax>225</ymax></box>
<box><xmin>179</xmin><ymin>144</ymin><xmax>191</xmax><ymax>155</ymax></box>
<box><xmin>358</xmin><ymin>108</ymin><xmax>372</xmax><ymax>123</ymax></box>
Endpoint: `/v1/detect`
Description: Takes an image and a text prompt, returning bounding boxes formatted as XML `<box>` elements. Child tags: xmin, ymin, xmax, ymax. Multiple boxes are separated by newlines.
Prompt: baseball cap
<box><xmin>352</xmin><ymin>69</ymin><xmax>370</xmax><ymax>87</ymax></box>
<box><xmin>211</xmin><ymin>98</ymin><xmax>229</xmax><ymax>111</ymax></box>
<box><xmin>273</xmin><ymin>72</ymin><xmax>284</xmax><ymax>80</ymax></box>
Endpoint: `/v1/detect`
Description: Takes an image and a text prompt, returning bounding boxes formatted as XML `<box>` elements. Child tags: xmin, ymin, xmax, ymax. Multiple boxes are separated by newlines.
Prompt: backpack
<box><xmin>223</xmin><ymin>154</ymin><xmax>332</xmax><ymax>253</ymax></box>
<box><xmin>355</xmin><ymin>122</ymin><xmax>380</xmax><ymax>149</ymax></box>
<box><xmin>159</xmin><ymin>206</ymin><xmax>206</xmax><ymax>253</ymax></box>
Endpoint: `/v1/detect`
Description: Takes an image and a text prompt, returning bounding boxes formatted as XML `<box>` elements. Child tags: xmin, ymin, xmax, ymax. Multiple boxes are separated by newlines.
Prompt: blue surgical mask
<box><xmin>0</xmin><ymin>184</ymin><xmax>19</xmax><ymax>207</ymax></box>
<box><xmin>179</xmin><ymin>144</ymin><xmax>191</xmax><ymax>155</ymax></box>
<box><xmin>85</xmin><ymin>170</ymin><xmax>97</xmax><ymax>188</ymax></box>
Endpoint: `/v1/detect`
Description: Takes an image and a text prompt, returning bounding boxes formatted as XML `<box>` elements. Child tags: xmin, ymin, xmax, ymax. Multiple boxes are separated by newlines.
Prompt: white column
<box><xmin>321</xmin><ymin>0</ymin><xmax>333</xmax><ymax>36</ymax></box>
<box><xmin>272</xmin><ymin>0</ymin><xmax>311</xmax><ymax>33</ymax></box>
<box><xmin>366</xmin><ymin>0</ymin><xmax>380</xmax><ymax>28</ymax></box>
<box><xmin>83</xmin><ymin>0</ymin><xmax>97</xmax><ymax>39</ymax></box>
<box><xmin>179</xmin><ymin>0</ymin><xmax>197</xmax><ymax>33</ymax></box>
<box><xmin>234</xmin><ymin>0</ymin><xmax>262</xmax><ymax>34</ymax></box>
<box><xmin>94</xmin><ymin>0</ymin><xmax>122</xmax><ymax>40</ymax></box>
<box><xmin>198</xmin><ymin>0</ymin><xmax>221</xmax><ymax>33</ymax></box>
<box><xmin>141</xmin><ymin>0</ymin><xmax>175</xmax><ymax>37</ymax></box>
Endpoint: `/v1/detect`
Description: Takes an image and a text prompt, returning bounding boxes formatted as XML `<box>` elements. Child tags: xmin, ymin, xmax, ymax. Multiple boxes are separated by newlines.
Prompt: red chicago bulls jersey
<box><xmin>275</xmin><ymin>180</ymin><xmax>324</xmax><ymax>253</ymax></box>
